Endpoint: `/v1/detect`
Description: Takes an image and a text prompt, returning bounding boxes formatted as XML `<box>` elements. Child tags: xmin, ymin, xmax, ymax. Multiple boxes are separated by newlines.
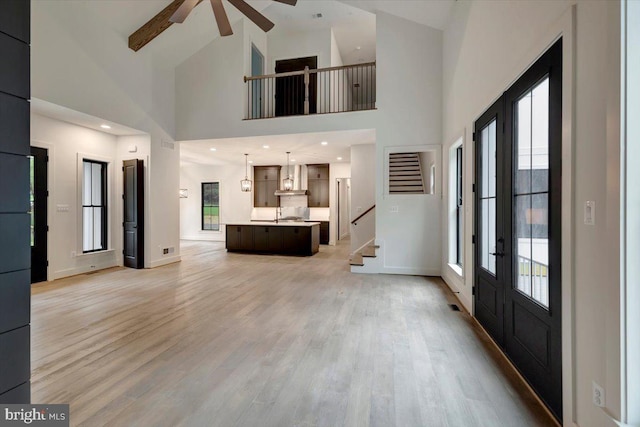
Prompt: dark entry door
<box><xmin>275</xmin><ymin>56</ymin><xmax>317</xmax><ymax>117</ymax></box>
<box><xmin>474</xmin><ymin>39</ymin><xmax>562</xmax><ymax>420</ymax></box>
<box><xmin>474</xmin><ymin>99</ymin><xmax>506</xmax><ymax>345</ymax></box>
<box><xmin>123</xmin><ymin>159</ymin><xmax>144</xmax><ymax>269</ymax></box>
<box><xmin>30</xmin><ymin>146</ymin><xmax>48</xmax><ymax>283</ymax></box>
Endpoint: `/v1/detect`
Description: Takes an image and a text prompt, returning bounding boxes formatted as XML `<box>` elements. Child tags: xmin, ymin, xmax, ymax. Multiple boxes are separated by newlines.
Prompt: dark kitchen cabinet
<box><xmin>226</xmin><ymin>225</ymin><xmax>253</xmax><ymax>251</ymax></box>
<box><xmin>254</xmin><ymin>166</ymin><xmax>279</xmax><ymax>207</ymax></box>
<box><xmin>320</xmin><ymin>221</ymin><xmax>329</xmax><ymax>244</ymax></box>
<box><xmin>307</xmin><ymin>164</ymin><xmax>329</xmax><ymax>207</ymax></box>
<box><xmin>253</xmin><ymin>226</ymin><xmax>283</xmax><ymax>252</ymax></box>
<box><xmin>226</xmin><ymin>224</ymin><xmax>319</xmax><ymax>256</ymax></box>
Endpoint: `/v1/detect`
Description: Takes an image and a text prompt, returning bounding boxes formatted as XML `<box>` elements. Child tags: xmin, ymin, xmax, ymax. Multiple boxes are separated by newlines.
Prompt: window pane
<box><xmin>212</xmin><ymin>183</ymin><xmax>219</xmax><ymax>205</ymax></box>
<box><xmin>203</xmin><ymin>184</ymin><xmax>212</xmax><ymax>206</ymax></box>
<box><xmin>481</xmin><ymin>198</ymin><xmax>496</xmax><ymax>274</ymax></box>
<box><xmin>83</xmin><ymin>162</ymin><xmax>92</xmax><ymax>205</ymax></box>
<box><xmin>480</xmin><ymin>120</ymin><xmax>497</xmax><ymax>275</ymax></box>
<box><xmin>92</xmin><ymin>163</ymin><xmax>103</xmax><ymax>206</ymax></box>
<box><xmin>83</xmin><ymin>207</ymin><xmax>93</xmax><ymax>251</ymax></box>
<box><xmin>93</xmin><ymin>207</ymin><xmax>103</xmax><ymax>250</ymax></box>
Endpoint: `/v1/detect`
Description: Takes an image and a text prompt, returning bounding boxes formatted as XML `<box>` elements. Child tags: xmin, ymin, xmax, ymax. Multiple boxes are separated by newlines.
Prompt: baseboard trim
<box><xmin>52</xmin><ymin>261</ymin><xmax>119</xmax><ymax>280</ymax></box>
<box><xmin>149</xmin><ymin>255</ymin><xmax>181</xmax><ymax>268</ymax></box>
<box><xmin>379</xmin><ymin>266</ymin><xmax>441</xmax><ymax>276</ymax></box>
<box><xmin>441</xmin><ymin>273</ymin><xmax>472</xmax><ymax>313</ymax></box>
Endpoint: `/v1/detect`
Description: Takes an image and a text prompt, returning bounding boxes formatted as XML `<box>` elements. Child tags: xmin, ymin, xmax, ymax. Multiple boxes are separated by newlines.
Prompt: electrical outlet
<box><xmin>390</xmin><ymin>205</ymin><xmax>399</xmax><ymax>213</ymax></box>
<box><xmin>163</xmin><ymin>248</ymin><xmax>169</xmax><ymax>255</ymax></box>
<box><xmin>592</xmin><ymin>381</ymin><xmax>605</xmax><ymax>407</ymax></box>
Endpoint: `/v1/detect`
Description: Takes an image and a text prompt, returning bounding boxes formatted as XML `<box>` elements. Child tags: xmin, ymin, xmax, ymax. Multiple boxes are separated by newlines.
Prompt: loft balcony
<box><xmin>244</xmin><ymin>62</ymin><xmax>376</xmax><ymax>120</ymax></box>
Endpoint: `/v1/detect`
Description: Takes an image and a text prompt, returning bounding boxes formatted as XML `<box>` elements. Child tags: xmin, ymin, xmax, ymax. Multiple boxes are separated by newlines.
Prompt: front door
<box><xmin>123</xmin><ymin>159</ymin><xmax>144</xmax><ymax>269</ymax></box>
<box><xmin>474</xmin><ymin>39</ymin><xmax>563</xmax><ymax>420</ymax></box>
<box><xmin>30</xmin><ymin>146</ymin><xmax>48</xmax><ymax>283</ymax></box>
<box><xmin>275</xmin><ymin>56</ymin><xmax>317</xmax><ymax>117</ymax></box>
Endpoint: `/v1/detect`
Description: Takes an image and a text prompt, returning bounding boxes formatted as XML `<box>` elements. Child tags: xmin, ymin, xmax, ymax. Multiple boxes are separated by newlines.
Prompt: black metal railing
<box><xmin>351</xmin><ymin>205</ymin><xmax>375</xmax><ymax>226</ymax></box>
<box><xmin>244</xmin><ymin>62</ymin><xmax>376</xmax><ymax>120</ymax></box>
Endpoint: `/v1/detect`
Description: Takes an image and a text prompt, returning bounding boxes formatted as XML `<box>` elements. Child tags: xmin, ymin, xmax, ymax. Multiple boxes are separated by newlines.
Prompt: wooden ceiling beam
<box><xmin>128</xmin><ymin>0</ymin><xmax>204</xmax><ymax>52</ymax></box>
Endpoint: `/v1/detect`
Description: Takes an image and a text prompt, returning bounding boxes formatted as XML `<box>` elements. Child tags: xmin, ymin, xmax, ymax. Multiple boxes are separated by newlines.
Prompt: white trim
<box><xmin>52</xmin><ymin>260</ymin><xmax>118</xmax><ymax>281</ymax></box>
<box><xmin>149</xmin><ymin>255</ymin><xmax>182</xmax><ymax>268</ymax></box>
<box><xmin>77</xmin><ymin>152</ymin><xmax>115</xmax><ymax>255</ymax></box>
<box><xmin>383</xmin><ymin>144</ymin><xmax>442</xmax><ymax>198</ymax></box>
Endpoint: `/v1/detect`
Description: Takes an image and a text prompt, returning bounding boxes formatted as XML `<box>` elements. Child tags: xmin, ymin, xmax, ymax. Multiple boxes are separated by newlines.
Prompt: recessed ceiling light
<box><xmin>100</xmin><ymin>124</ymin><xmax>111</xmax><ymax>129</ymax></box>
<box><xmin>337</xmin><ymin>157</ymin><xmax>343</xmax><ymax>161</ymax></box>
<box><xmin>263</xmin><ymin>145</ymin><xmax>270</xmax><ymax>149</ymax></box>
<box><xmin>210</xmin><ymin>148</ymin><xmax>217</xmax><ymax>151</ymax></box>
<box><xmin>291</xmin><ymin>159</ymin><xmax>296</xmax><ymax>162</ymax></box>
<box><xmin>321</xmin><ymin>141</ymin><xmax>328</xmax><ymax>146</ymax></box>
<box><xmin>248</xmin><ymin>160</ymin><xmax>254</xmax><ymax>164</ymax></box>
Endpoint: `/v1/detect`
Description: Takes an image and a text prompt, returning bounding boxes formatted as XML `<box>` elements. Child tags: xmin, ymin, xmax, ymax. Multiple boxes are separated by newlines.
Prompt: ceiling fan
<box><xmin>170</xmin><ymin>0</ymin><xmax>298</xmax><ymax>36</ymax></box>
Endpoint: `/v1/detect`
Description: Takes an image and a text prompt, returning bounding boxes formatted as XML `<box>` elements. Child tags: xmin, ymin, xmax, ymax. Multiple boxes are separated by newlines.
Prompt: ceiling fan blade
<box><xmin>228</xmin><ymin>0</ymin><xmax>275</xmax><ymax>33</ymax></box>
<box><xmin>170</xmin><ymin>0</ymin><xmax>199</xmax><ymax>23</ymax></box>
<box><xmin>272</xmin><ymin>0</ymin><xmax>297</xmax><ymax>5</ymax></box>
<box><xmin>210</xmin><ymin>0</ymin><xmax>233</xmax><ymax>36</ymax></box>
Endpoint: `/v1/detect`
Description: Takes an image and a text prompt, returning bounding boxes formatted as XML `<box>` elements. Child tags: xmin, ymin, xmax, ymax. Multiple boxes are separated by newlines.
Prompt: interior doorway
<box><xmin>30</xmin><ymin>146</ymin><xmax>48</xmax><ymax>283</ymax></box>
<box><xmin>336</xmin><ymin>178</ymin><xmax>351</xmax><ymax>241</ymax></box>
<box><xmin>251</xmin><ymin>44</ymin><xmax>264</xmax><ymax>119</ymax></box>
<box><xmin>275</xmin><ymin>56</ymin><xmax>318</xmax><ymax>117</ymax></box>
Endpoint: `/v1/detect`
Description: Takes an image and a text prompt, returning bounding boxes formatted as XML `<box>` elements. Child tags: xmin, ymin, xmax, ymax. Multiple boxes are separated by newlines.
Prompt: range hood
<box><xmin>275</xmin><ymin>189</ymin><xmax>308</xmax><ymax>196</ymax></box>
<box><xmin>275</xmin><ymin>164</ymin><xmax>308</xmax><ymax>196</ymax></box>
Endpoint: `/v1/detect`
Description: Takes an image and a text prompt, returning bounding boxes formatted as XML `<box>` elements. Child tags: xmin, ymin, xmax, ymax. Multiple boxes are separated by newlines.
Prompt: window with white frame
<box><xmin>449</xmin><ymin>139</ymin><xmax>464</xmax><ymax>269</ymax></box>
<box><xmin>82</xmin><ymin>159</ymin><xmax>107</xmax><ymax>253</ymax></box>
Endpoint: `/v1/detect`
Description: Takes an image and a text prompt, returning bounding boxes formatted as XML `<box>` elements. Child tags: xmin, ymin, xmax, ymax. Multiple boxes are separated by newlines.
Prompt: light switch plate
<box><xmin>584</xmin><ymin>201</ymin><xmax>595</xmax><ymax>225</ymax></box>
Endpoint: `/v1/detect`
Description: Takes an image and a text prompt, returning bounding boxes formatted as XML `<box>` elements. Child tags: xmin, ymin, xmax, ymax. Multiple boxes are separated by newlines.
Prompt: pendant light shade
<box><xmin>241</xmin><ymin>153</ymin><xmax>252</xmax><ymax>192</ymax></box>
<box><xmin>283</xmin><ymin>151</ymin><xmax>294</xmax><ymax>191</ymax></box>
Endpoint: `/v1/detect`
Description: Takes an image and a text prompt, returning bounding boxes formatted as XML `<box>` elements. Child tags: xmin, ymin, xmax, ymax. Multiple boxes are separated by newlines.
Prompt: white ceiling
<box><xmin>180</xmin><ymin>129</ymin><xmax>375</xmax><ymax>166</ymax></box>
<box><xmin>31</xmin><ymin>98</ymin><xmax>147</xmax><ymax>136</ymax></box>
<box><xmin>339</xmin><ymin>0</ymin><xmax>455</xmax><ymax>31</ymax></box>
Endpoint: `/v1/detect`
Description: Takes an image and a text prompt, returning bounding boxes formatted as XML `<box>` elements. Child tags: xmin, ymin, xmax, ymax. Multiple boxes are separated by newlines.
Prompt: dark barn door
<box><xmin>275</xmin><ymin>56</ymin><xmax>317</xmax><ymax>117</ymax></box>
<box><xmin>474</xmin><ymin>39</ymin><xmax>563</xmax><ymax>420</ymax></box>
<box><xmin>30</xmin><ymin>146</ymin><xmax>48</xmax><ymax>283</ymax></box>
<box><xmin>123</xmin><ymin>159</ymin><xmax>144</xmax><ymax>269</ymax></box>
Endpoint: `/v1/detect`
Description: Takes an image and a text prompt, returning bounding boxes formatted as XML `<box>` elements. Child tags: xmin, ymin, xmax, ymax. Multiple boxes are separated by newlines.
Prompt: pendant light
<box><xmin>240</xmin><ymin>153</ymin><xmax>252</xmax><ymax>192</ymax></box>
<box><xmin>283</xmin><ymin>151</ymin><xmax>294</xmax><ymax>191</ymax></box>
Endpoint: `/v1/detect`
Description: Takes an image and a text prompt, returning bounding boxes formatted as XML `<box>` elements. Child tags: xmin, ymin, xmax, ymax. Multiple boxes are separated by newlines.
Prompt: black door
<box><xmin>474</xmin><ymin>39</ymin><xmax>562</xmax><ymax>420</ymax></box>
<box><xmin>275</xmin><ymin>56</ymin><xmax>317</xmax><ymax>116</ymax></box>
<box><xmin>123</xmin><ymin>159</ymin><xmax>144</xmax><ymax>269</ymax></box>
<box><xmin>30</xmin><ymin>146</ymin><xmax>48</xmax><ymax>284</ymax></box>
<box><xmin>474</xmin><ymin>98</ymin><xmax>506</xmax><ymax>344</ymax></box>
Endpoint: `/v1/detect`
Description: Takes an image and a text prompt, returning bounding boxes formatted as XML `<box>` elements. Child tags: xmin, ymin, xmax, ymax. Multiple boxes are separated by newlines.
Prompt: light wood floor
<box><xmin>31</xmin><ymin>240</ymin><xmax>555</xmax><ymax>427</ymax></box>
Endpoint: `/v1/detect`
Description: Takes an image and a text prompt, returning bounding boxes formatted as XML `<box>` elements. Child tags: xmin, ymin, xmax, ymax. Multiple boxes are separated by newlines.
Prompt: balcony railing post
<box><xmin>304</xmin><ymin>66</ymin><xmax>310</xmax><ymax>115</ymax></box>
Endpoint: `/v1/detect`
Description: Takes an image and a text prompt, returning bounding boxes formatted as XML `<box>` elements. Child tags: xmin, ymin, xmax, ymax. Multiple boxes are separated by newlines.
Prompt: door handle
<box><xmin>489</xmin><ymin>251</ymin><xmax>505</xmax><ymax>257</ymax></box>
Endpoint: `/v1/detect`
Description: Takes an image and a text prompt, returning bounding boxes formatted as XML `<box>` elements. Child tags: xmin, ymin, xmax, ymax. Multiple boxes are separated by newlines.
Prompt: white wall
<box><xmin>31</xmin><ymin>1</ymin><xmax>180</xmax><ymax>269</ymax></box>
<box><xmin>180</xmin><ymin>162</ymin><xmax>253</xmax><ymax>241</ymax></box>
<box><xmin>350</xmin><ymin>144</ymin><xmax>376</xmax><ymax>253</ymax></box>
<box><xmin>31</xmin><ymin>114</ymin><xmax>120</xmax><ymax>279</ymax></box>
<box><xmin>374</xmin><ymin>12</ymin><xmax>443</xmax><ymax>276</ymax></box>
<box><xmin>329</xmin><ymin>162</ymin><xmax>351</xmax><ymax>245</ymax></box>
<box><xmin>442</xmin><ymin>1</ymin><xmax>622</xmax><ymax>426</ymax></box>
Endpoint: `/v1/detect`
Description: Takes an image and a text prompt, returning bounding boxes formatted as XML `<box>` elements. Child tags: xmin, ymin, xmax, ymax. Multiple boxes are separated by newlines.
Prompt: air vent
<box><xmin>161</xmin><ymin>140</ymin><xmax>175</xmax><ymax>150</ymax></box>
<box><xmin>312</xmin><ymin>13</ymin><xmax>323</xmax><ymax>19</ymax></box>
<box><xmin>449</xmin><ymin>304</ymin><xmax>461</xmax><ymax>312</ymax></box>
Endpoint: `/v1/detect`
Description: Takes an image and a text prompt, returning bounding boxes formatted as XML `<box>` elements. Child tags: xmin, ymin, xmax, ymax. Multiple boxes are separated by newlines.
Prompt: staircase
<box><xmin>350</xmin><ymin>238</ymin><xmax>380</xmax><ymax>273</ymax></box>
<box><xmin>389</xmin><ymin>152</ymin><xmax>425</xmax><ymax>194</ymax></box>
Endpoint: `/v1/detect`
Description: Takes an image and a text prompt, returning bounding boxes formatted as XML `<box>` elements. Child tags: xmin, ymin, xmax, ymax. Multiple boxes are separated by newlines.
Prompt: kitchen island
<box><xmin>226</xmin><ymin>222</ymin><xmax>320</xmax><ymax>256</ymax></box>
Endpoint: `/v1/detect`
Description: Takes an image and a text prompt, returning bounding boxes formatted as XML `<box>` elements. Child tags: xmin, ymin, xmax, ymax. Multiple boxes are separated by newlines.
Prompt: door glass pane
<box><xmin>480</xmin><ymin>119</ymin><xmax>497</xmax><ymax>275</ymax></box>
<box><xmin>514</xmin><ymin>76</ymin><xmax>550</xmax><ymax>308</ymax></box>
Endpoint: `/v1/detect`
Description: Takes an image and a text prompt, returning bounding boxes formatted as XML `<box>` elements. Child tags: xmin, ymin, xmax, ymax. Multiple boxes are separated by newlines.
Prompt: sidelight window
<box><xmin>202</xmin><ymin>182</ymin><xmax>220</xmax><ymax>231</ymax></box>
<box><xmin>82</xmin><ymin>160</ymin><xmax>107</xmax><ymax>253</ymax></box>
